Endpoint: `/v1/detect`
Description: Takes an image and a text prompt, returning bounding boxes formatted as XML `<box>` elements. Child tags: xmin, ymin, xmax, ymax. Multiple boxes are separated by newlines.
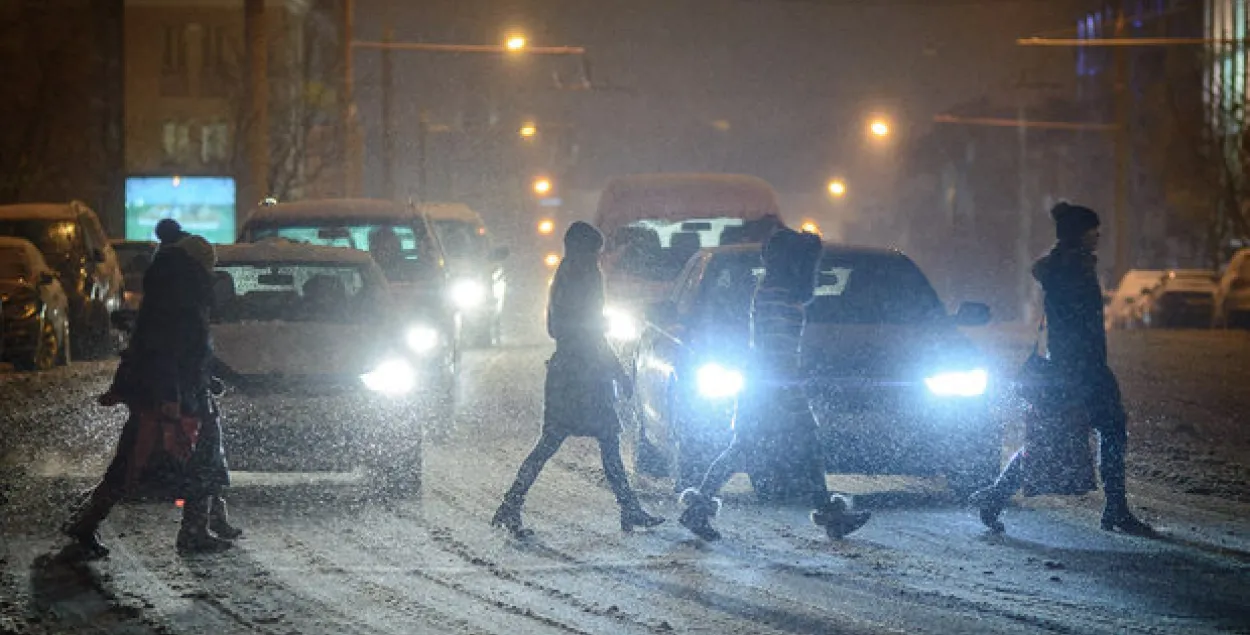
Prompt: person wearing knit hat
<box><xmin>491</xmin><ymin>221</ymin><xmax>665</xmax><ymax>538</ymax></box>
<box><xmin>66</xmin><ymin>233</ymin><xmax>239</xmax><ymax>558</ymax></box>
<box><xmin>155</xmin><ymin>218</ymin><xmax>190</xmax><ymax>246</ymax></box>
<box><xmin>970</xmin><ymin>202</ymin><xmax>1154</xmax><ymax>537</ymax></box>
<box><xmin>678</xmin><ymin>227</ymin><xmax>871</xmax><ymax>542</ymax></box>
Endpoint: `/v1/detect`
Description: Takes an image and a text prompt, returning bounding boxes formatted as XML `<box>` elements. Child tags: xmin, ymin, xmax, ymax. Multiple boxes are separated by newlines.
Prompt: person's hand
<box><xmin>159</xmin><ymin>401</ymin><xmax>181</xmax><ymax>420</ymax></box>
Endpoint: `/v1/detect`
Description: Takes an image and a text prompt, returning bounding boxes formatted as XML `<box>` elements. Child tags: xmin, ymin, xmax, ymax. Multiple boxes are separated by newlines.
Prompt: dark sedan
<box><xmin>0</xmin><ymin>237</ymin><xmax>71</xmax><ymax>370</ymax></box>
<box><xmin>631</xmin><ymin>243</ymin><xmax>1001</xmax><ymax>500</ymax></box>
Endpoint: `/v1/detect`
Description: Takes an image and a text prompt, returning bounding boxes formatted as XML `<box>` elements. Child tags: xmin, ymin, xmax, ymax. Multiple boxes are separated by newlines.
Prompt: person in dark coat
<box><xmin>971</xmin><ymin>203</ymin><xmax>1154</xmax><ymax>536</ymax></box>
<box><xmin>64</xmin><ymin>234</ymin><xmax>238</xmax><ymax>557</ymax></box>
<box><xmin>491</xmin><ymin>222</ymin><xmax>665</xmax><ymax>538</ymax></box>
<box><xmin>677</xmin><ymin>228</ymin><xmax>871</xmax><ymax>541</ymax></box>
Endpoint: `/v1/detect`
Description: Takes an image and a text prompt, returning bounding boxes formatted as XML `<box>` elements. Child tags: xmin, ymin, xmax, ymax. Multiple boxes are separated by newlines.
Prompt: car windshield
<box><xmin>249</xmin><ymin>222</ymin><xmax>432</xmax><ymax>283</ymax></box>
<box><xmin>0</xmin><ymin>247</ymin><xmax>30</xmax><ymax>280</ymax></box>
<box><xmin>211</xmin><ymin>261</ymin><xmax>386</xmax><ymax>325</ymax></box>
<box><xmin>701</xmin><ymin>251</ymin><xmax>946</xmax><ymax>325</ymax></box>
<box><xmin>433</xmin><ymin>220</ymin><xmax>488</xmax><ymax>260</ymax></box>
<box><xmin>0</xmin><ymin>220</ymin><xmax>83</xmax><ymax>264</ymax></box>
<box><xmin>608</xmin><ymin>217</ymin><xmax>776</xmax><ymax>282</ymax></box>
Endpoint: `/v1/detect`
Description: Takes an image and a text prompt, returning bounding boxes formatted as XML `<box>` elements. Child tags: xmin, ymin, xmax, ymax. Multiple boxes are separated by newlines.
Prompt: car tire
<box><xmin>16</xmin><ymin>321</ymin><xmax>59</xmax><ymax>372</ymax></box>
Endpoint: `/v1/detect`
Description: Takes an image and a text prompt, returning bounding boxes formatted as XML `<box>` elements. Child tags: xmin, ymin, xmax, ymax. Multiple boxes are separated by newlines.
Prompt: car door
<box><xmin>637</xmin><ymin>253</ymin><xmax>707</xmax><ymax>448</ymax></box>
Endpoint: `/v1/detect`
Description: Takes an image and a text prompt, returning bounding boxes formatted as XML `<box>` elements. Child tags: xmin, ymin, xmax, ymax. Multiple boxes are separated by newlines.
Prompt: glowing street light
<box><xmin>544</xmin><ymin>252</ymin><xmax>561</xmax><ymax>267</ymax></box>
<box><xmin>537</xmin><ymin>218</ymin><xmax>555</xmax><ymax>235</ymax></box>
<box><xmin>505</xmin><ymin>34</ymin><xmax>528</xmax><ymax>52</ymax></box>
<box><xmin>519</xmin><ymin>122</ymin><xmax>538</xmax><ymax>138</ymax></box>
<box><xmin>827</xmin><ymin>179</ymin><xmax>847</xmax><ymax>197</ymax></box>
<box><xmin>800</xmin><ymin>220</ymin><xmax>821</xmax><ymax>235</ymax></box>
<box><xmin>533</xmin><ymin>177</ymin><xmax>553</xmax><ymax>195</ymax></box>
<box><xmin>869</xmin><ymin>119</ymin><xmax>891</xmax><ymax>138</ymax></box>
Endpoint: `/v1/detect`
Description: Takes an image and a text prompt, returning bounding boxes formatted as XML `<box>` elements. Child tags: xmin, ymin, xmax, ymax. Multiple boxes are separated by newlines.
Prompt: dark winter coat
<box><xmin>1032</xmin><ymin>242</ymin><xmax>1116</xmax><ymax>404</ymax></box>
<box><xmin>542</xmin><ymin>251</ymin><xmax>627</xmax><ymax>439</ymax></box>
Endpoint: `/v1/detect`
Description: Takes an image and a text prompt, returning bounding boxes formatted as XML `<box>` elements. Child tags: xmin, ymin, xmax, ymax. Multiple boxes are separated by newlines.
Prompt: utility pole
<box><xmin>244</xmin><ymin>0</ymin><xmax>268</xmax><ymax>211</ymax></box>
<box><xmin>340</xmin><ymin>0</ymin><xmax>357</xmax><ymax>198</ymax></box>
<box><xmin>381</xmin><ymin>26</ymin><xmax>395</xmax><ymax>200</ymax></box>
<box><xmin>1112</xmin><ymin>6</ymin><xmax>1132</xmax><ymax>280</ymax></box>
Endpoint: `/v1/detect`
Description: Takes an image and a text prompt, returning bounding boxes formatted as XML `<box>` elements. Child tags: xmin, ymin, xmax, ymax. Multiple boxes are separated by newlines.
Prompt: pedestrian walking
<box><xmin>677</xmin><ymin>228</ymin><xmax>871</xmax><ymax>541</ymax></box>
<box><xmin>491</xmin><ymin>222</ymin><xmax>665</xmax><ymax>538</ymax></box>
<box><xmin>64</xmin><ymin>233</ymin><xmax>240</xmax><ymax>558</ymax></box>
<box><xmin>971</xmin><ymin>203</ymin><xmax>1154</xmax><ymax>536</ymax></box>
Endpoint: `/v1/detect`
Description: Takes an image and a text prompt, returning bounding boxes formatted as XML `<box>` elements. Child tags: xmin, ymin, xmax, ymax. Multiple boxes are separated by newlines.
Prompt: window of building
<box><xmin>160</xmin><ymin>24</ymin><xmax>189</xmax><ymax>96</ymax></box>
<box><xmin>202</xmin><ymin>25</ymin><xmax>232</xmax><ymax>97</ymax></box>
<box><xmin>162</xmin><ymin>121</ymin><xmax>192</xmax><ymax>163</ymax></box>
<box><xmin>201</xmin><ymin>122</ymin><xmax>230</xmax><ymax>164</ymax></box>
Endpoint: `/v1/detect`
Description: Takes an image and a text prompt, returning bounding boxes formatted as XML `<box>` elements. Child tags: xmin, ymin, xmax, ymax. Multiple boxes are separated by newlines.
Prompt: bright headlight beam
<box><xmin>696</xmin><ymin>363</ymin><xmax>744</xmax><ymax>400</ymax></box>
<box><xmin>405</xmin><ymin>326</ymin><xmax>440</xmax><ymax>354</ymax></box>
<box><xmin>924</xmin><ymin>369</ymin><xmax>988</xmax><ymax>397</ymax></box>
<box><xmin>361</xmin><ymin>359</ymin><xmax>417</xmax><ymax>395</ymax></box>
<box><xmin>604</xmin><ymin>306</ymin><xmax>638</xmax><ymax>341</ymax></box>
<box><xmin>451</xmin><ymin>279</ymin><xmax>485</xmax><ymax>309</ymax></box>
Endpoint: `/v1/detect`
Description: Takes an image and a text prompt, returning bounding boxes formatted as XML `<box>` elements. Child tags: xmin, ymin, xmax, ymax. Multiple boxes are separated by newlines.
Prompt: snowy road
<box><xmin>3</xmin><ymin>323</ymin><xmax>1250</xmax><ymax>634</ymax></box>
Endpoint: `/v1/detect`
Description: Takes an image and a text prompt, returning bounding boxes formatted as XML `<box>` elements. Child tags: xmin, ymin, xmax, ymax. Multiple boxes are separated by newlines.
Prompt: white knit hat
<box><xmin>175</xmin><ymin>234</ymin><xmax>216</xmax><ymax>273</ymax></box>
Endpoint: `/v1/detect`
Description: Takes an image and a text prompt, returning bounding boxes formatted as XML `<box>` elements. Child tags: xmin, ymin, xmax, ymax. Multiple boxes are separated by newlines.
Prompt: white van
<box><xmin>593</xmin><ymin>173</ymin><xmax>783</xmax><ymax>341</ymax></box>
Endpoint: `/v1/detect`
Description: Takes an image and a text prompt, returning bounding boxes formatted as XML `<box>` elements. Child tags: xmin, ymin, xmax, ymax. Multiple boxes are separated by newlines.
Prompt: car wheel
<box><xmin>19</xmin><ymin>321</ymin><xmax>59</xmax><ymax>372</ymax></box>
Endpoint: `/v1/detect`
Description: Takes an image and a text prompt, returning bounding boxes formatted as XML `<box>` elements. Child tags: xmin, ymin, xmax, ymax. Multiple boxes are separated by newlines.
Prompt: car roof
<box><xmin>702</xmin><ymin>241</ymin><xmax>903</xmax><ymax>259</ymax></box>
<box><xmin>594</xmin><ymin>173</ymin><xmax>781</xmax><ymax>237</ymax></box>
<box><xmin>214</xmin><ymin>240</ymin><xmax>378</xmax><ymax>267</ymax></box>
<box><xmin>0</xmin><ymin>236</ymin><xmax>51</xmax><ymax>268</ymax></box>
<box><xmin>242</xmin><ymin>198</ymin><xmax>417</xmax><ymax>226</ymax></box>
<box><xmin>0</xmin><ymin>203</ymin><xmax>79</xmax><ymax>221</ymax></box>
<box><xmin>419</xmin><ymin>202</ymin><xmax>482</xmax><ymax>224</ymax></box>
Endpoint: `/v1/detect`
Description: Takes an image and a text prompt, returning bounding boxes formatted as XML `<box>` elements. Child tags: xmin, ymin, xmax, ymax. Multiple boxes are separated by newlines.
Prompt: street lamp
<box><xmin>827</xmin><ymin>179</ymin><xmax>847</xmax><ymax>197</ymax></box>
<box><xmin>869</xmin><ymin>119</ymin><xmax>890</xmax><ymax>138</ymax></box>
<box><xmin>800</xmin><ymin>220</ymin><xmax>821</xmax><ymax>235</ymax></box>
<box><xmin>505</xmin><ymin>34</ymin><xmax>528</xmax><ymax>52</ymax></box>
<box><xmin>533</xmin><ymin>177</ymin><xmax>553</xmax><ymax>195</ymax></box>
<box><xmin>519</xmin><ymin>122</ymin><xmax>538</xmax><ymax>139</ymax></box>
<box><xmin>537</xmin><ymin>218</ymin><xmax>555</xmax><ymax>235</ymax></box>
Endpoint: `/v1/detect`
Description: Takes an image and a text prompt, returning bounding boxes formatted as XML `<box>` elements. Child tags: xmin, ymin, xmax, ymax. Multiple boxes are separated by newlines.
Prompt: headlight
<box><xmin>924</xmin><ymin>369</ymin><xmax>988</xmax><ymax>397</ymax></box>
<box><xmin>451</xmin><ymin>279</ymin><xmax>485</xmax><ymax>309</ymax></box>
<box><xmin>5</xmin><ymin>301</ymin><xmax>37</xmax><ymax>320</ymax></box>
<box><xmin>604</xmin><ymin>306</ymin><xmax>638</xmax><ymax>341</ymax></box>
<box><xmin>405</xmin><ymin>325</ymin><xmax>440</xmax><ymax>354</ymax></box>
<box><xmin>361</xmin><ymin>358</ymin><xmax>417</xmax><ymax>395</ymax></box>
<box><xmin>696</xmin><ymin>363</ymin><xmax>744</xmax><ymax>400</ymax></box>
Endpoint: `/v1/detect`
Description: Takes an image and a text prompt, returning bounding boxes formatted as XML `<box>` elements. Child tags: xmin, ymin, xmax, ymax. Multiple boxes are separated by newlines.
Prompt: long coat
<box><xmin>541</xmin><ymin>255</ymin><xmax>626</xmax><ymax>439</ymax></box>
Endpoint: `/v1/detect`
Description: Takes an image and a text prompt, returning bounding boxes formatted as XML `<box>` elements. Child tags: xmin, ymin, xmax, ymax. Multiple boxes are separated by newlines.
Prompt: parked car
<box><xmin>1216</xmin><ymin>248</ymin><xmax>1250</xmax><ymax>329</ymax></box>
<box><xmin>0</xmin><ymin>237</ymin><xmax>71</xmax><ymax>370</ymax></box>
<box><xmin>0</xmin><ymin>202</ymin><xmax>123</xmax><ymax>358</ymax></box>
<box><xmin>421</xmin><ymin>202</ymin><xmax>509</xmax><ymax>347</ymax></box>
<box><xmin>631</xmin><ymin>242</ymin><xmax>1000</xmax><ymax>500</ymax></box>
<box><xmin>1134</xmin><ymin>269</ymin><xmax>1218</xmax><ymax>329</ymax></box>
<box><xmin>1105</xmin><ymin>269</ymin><xmax>1164</xmax><ymax>330</ymax></box>
<box><xmin>237</xmin><ymin>198</ymin><xmax>461</xmax><ymax>369</ymax></box>
<box><xmin>110</xmin><ymin>239</ymin><xmax>157</xmax><ymax>310</ymax></box>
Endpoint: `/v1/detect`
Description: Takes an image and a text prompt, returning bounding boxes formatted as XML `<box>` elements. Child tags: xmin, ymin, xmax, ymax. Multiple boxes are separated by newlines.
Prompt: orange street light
<box><xmin>544</xmin><ymin>252</ymin><xmax>561</xmax><ymax>267</ymax></box>
<box><xmin>869</xmin><ymin>119</ymin><xmax>890</xmax><ymax>138</ymax></box>
<box><xmin>533</xmin><ymin>177</ymin><xmax>553</xmax><ymax>195</ymax></box>
<box><xmin>800</xmin><ymin>221</ymin><xmax>821</xmax><ymax>235</ymax></box>
<box><xmin>505</xmin><ymin>35</ymin><xmax>528</xmax><ymax>52</ymax></box>
<box><xmin>827</xmin><ymin>179</ymin><xmax>847</xmax><ymax>197</ymax></box>
<box><xmin>519</xmin><ymin>122</ymin><xmax>538</xmax><ymax>138</ymax></box>
<box><xmin>537</xmin><ymin>218</ymin><xmax>555</xmax><ymax>235</ymax></box>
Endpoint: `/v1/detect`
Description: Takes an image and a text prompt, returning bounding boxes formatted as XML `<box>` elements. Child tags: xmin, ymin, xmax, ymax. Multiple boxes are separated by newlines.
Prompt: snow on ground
<box><xmin>2</xmin><ymin>326</ymin><xmax>1249</xmax><ymax>634</ymax></box>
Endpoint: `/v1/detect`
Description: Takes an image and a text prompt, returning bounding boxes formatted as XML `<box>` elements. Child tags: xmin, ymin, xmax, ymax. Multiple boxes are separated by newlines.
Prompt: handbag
<box><xmin>1016</xmin><ymin>315</ymin><xmax>1063</xmax><ymax>411</ymax></box>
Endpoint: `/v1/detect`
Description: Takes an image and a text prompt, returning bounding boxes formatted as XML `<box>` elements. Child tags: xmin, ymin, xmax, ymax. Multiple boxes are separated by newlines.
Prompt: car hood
<box><xmin>0</xmin><ymin>278</ymin><xmax>35</xmax><ymax>301</ymax></box>
<box><xmin>801</xmin><ymin>322</ymin><xmax>984</xmax><ymax>383</ymax></box>
<box><xmin>211</xmin><ymin>322</ymin><xmax>389</xmax><ymax>377</ymax></box>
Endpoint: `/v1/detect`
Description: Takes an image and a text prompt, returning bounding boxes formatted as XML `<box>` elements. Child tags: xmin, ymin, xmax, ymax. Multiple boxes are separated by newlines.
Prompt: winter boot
<box><xmin>678</xmin><ymin>489</ymin><xmax>722</xmax><ymax>541</ymax></box>
<box><xmin>620</xmin><ymin>506</ymin><xmax>666</xmax><ymax>533</ymax></box>
<box><xmin>176</xmin><ymin>497</ymin><xmax>234</xmax><ymax>555</ymax></box>
<box><xmin>968</xmin><ymin>487</ymin><xmax>1009</xmax><ymax>533</ymax></box>
<box><xmin>490</xmin><ymin>498</ymin><xmax>533</xmax><ymax>539</ymax></box>
<box><xmin>208</xmin><ymin>496</ymin><xmax>243</xmax><ymax>540</ymax></box>
<box><xmin>811</xmin><ymin>494</ymin><xmax>871</xmax><ymax>540</ymax></box>
<box><xmin>1101</xmin><ymin>501</ymin><xmax>1155</xmax><ymax>537</ymax></box>
<box><xmin>62</xmin><ymin>488</ymin><xmax>114</xmax><ymax>559</ymax></box>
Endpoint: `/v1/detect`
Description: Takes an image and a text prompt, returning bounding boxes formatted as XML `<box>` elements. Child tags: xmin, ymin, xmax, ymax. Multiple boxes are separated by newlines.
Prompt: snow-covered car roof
<box><xmin>704</xmin><ymin>241</ymin><xmax>900</xmax><ymax>259</ymax></box>
<box><xmin>242</xmin><ymin>199</ymin><xmax>417</xmax><ymax>226</ymax></box>
<box><xmin>0</xmin><ymin>236</ymin><xmax>52</xmax><ymax>270</ymax></box>
<box><xmin>594</xmin><ymin>173</ymin><xmax>781</xmax><ymax>238</ymax></box>
<box><xmin>420</xmin><ymin>202</ymin><xmax>483</xmax><ymax>225</ymax></box>
<box><xmin>0</xmin><ymin>203</ymin><xmax>79</xmax><ymax>221</ymax></box>
<box><xmin>214</xmin><ymin>240</ymin><xmax>379</xmax><ymax>268</ymax></box>
<box><xmin>1155</xmin><ymin>270</ymin><xmax>1217</xmax><ymax>293</ymax></box>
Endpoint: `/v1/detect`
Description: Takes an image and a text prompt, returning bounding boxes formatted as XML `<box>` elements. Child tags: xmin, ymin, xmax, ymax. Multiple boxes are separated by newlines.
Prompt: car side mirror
<box><xmin>110</xmin><ymin>308</ymin><xmax>138</xmax><ymax>334</ymax></box>
<box><xmin>37</xmin><ymin>271</ymin><xmax>56</xmax><ymax>286</ymax></box>
<box><xmin>646</xmin><ymin>299</ymin><xmax>679</xmax><ymax>325</ymax></box>
<box><xmin>489</xmin><ymin>246</ymin><xmax>510</xmax><ymax>262</ymax></box>
<box><xmin>953</xmin><ymin>302</ymin><xmax>991</xmax><ymax>327</ymax></box>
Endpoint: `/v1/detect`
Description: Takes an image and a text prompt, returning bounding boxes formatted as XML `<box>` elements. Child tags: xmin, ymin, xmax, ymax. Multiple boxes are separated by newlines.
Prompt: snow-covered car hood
<box><xmin>801</xmin><ymin>322</ymin><xmax>983</xmax><ymax>382</ymax></box>
<box><xmin>211</xmin><ymin>321</ymin><xmax>387</xmax><ymax>377</ymax></box>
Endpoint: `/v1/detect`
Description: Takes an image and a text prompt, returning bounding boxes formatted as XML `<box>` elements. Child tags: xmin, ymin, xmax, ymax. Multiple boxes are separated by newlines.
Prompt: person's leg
<box><xmin>790</xmin><ymin>415</ymin><xmax>870</xmax><ymax>539</ymax></box>
<box><xmin>970</xmin><ymin>447</ymin><xmax>1025</xmax><ymax>532</ymax></box>
<box><xmin>64</xmin><ymin>413</ymin><xmax>142</xmax><ymax>556</ymax></box>
<box><xmin>1090</xmin><ymin>379</ymin><xmax>1153</xmax><ymax>535</ymax></box>
<box><xmin>597</xmin><ymin>434</ymin><xmax>665</xmax><ymax>531</ymax></box>
<box><xmin>177</xmin><ymin>406</ymin><xmax>234</xmax><ymax>554</ymax></box>
<box><xmin>492</xmin><ymin>431</ymin><xmax>566</xmax><ymax>536</ymax></box>
<box><xmin>676</xmin><ymin>437</ymin><xmax>745</xmax><ymax>541</ymax></box>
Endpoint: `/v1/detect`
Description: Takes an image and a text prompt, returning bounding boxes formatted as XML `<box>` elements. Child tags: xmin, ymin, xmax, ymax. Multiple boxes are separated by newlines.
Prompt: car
<box><xmin>421</xmin><ymin>202</ymin><xmax>509</xmax><ymax>347</ymax></box>
<box><xmin>630</xmin><ymin>242</ymin><xmax>1000</xmax><ymax>500</ymax></box>
<box><xmin>1105</xmin><ymin>269</ymin><xmax>1164</xmax><ymax>330</ymax></box>
<box><xmin>1215</xmin><ymin>248</ymin><xmax>1250</xmax><ymax>329</ymax></box>
<box><xmin>1134</xmin><ymin>269</ymin><xmax>1218</xmax><ymax>329</ymax></box>
<box><xmin>593</xmin><ymin>173</ymin><xmax>785</xmax><ymax>351</ymax></box>
<box><xmin>202</xmin><ymin>240</ymin><xmax>452</xmax><ymax>492</ymax></box>
<box><xmin>0</xmin><ymin>202</ymin><xmax>123</xmax><ymax>358</ymax></box>
<box><xmin>0</xmin><ymin>237</ymin><xmax>71</xmax><ymax>370</ymax></box>
<box><xmin>237</xmin><ymin>198</ymin><xmax>461</xmax><ymax>371</ymax></box>
<box><xmin>110</xmin><ymin>239</ymin><xmax>157</xmax><ymax>311</ymax></box>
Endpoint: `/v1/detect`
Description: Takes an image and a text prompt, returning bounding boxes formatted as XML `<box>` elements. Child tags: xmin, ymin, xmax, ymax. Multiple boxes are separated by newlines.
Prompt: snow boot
<box><xmin>678</xmin><ymin>488</ymin><xmax>722</xmax><ymax>541</ymax></box>
<box><xmin>968</xmin><ymin>487</ymin><xmax>1008</xmax><ymax>533</ymax></box>
<box><xmin>1101</xmin><ymin>504</ymin><xmax>1155</xmax><ymax>537</ymax></box>
<box><xmin>811</xmin><ymin>494</ymin><xmax>871</xmax><ymax>540</ymax></box>
<box><xmin>620</xmin><ymin>506</ymin><xmax>665</xmax><ymax>533</ymax></box>
<box><xmin>62</xmin><ymin>488</ymin><xmax>114</xmax><ymax>559</ymax></box>
<box><xmin>176</xmin><ymin>497</ymin><xmax>234</xmax><ymax>555</ymax></box>
<box><xmin>208</xmin><ymin>496</ymin><xmax>243</xmax><ymax>540</ymax></box>
<box><xmin>490</xmin><ymin>499</ymin><xmax>534</xmax><ymax>539</ymax></box>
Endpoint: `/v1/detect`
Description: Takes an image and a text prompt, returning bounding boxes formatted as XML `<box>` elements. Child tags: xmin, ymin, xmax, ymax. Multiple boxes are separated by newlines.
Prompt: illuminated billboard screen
<box><xmin>124</xmin><ymin>176</ymin><xmax>236</xmax><ymax>244</ymax></box>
